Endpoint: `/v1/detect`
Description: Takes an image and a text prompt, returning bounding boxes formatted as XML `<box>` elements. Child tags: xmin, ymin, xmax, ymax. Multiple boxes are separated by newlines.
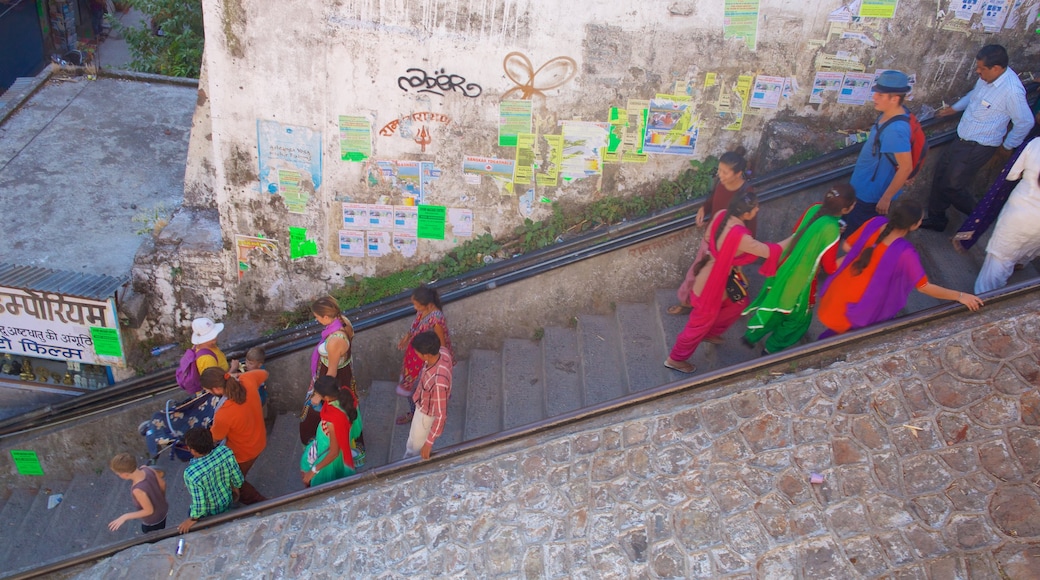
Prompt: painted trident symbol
<box><xmin>501</xmin><ymin>52</ymin><xmax>578</xmax><ymax>100</ymax></box>
<box><xmin>414</xmin><ymin>125</ymin><xmax>432</xmax><ymax>152</ymax></box>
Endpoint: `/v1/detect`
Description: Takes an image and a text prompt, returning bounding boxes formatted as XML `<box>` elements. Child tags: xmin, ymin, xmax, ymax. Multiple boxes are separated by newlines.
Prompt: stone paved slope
<box><xmin>71</xmin><ymin>295</ymin><xmax>1040</xmax><ymax>579</ymax></box>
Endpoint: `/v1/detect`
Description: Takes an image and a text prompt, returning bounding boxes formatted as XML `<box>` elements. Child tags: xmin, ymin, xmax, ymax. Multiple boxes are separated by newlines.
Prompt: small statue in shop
<box><xmin>20</xmin><ymin>358</ymin><xmax>34</xmax><ymax>381</ymax></box>
<box><xmin>63</xmin><ymin>371</ymin><xmax>74</xmax><ymax>385</ymax></box>
<box><xmin>1</xmin><ymin>354</ymin><xmax>13</xmax><ymax>375</ymax></box>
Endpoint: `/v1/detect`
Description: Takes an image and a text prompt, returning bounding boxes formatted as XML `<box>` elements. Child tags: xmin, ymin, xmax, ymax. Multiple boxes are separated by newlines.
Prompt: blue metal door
<box><xmin>0</xmin><ymin>0</ymin><xmax>46</xmax><ymax>93</ymax></box>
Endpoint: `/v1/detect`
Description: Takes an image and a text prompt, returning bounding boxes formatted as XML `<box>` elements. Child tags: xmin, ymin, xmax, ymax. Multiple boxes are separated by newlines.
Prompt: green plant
<box><xmin>533</xmin><ymin>327</ymin><xmax>545</xmax><ymax>340</ymax></box>
<box><xmin>110</xmin><ymin>0</ymin><xmax>204</xmax><ymax>78</ymax></box>
<box><xmin>131</xmin><ymin>204</ymin><xmax>172</xmax><ymax>236</ymax></box>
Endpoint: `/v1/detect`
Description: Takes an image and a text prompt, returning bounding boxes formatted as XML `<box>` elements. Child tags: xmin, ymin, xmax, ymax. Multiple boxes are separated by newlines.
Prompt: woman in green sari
<box><xmin>744</xmin><ymin>185</ymin><xmax>857</xmax><ymax>354</ymax></box>
<box><xmin>301</xmin><ymin>376</ymin><xmax>363</xmax><ymax>487</ymax></box>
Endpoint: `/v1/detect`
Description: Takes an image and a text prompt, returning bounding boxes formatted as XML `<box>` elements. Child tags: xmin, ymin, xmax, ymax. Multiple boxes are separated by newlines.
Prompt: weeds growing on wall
<box><xmin>110</xmin><ymin>0</ymin><xmax>204</xmax><ymax>78</ymax></box>
<box><xmin>276</xmin><ymin>158</ymin><xmax>720</xmax><ymax>328</ymax></box>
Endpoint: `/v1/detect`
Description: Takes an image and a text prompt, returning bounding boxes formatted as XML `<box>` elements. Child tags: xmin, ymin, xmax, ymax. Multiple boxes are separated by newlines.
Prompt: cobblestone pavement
<box><xmin>75</xmin><ymin>301</ymin><xmax>1040</xmax><ymax>579</ymax></box>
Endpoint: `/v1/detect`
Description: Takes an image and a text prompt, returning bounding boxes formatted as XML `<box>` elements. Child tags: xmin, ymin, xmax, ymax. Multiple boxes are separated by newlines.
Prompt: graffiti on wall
<box><xmin>379</xmin><ymin>112</ymin><xmax>452</xmax><ymax>153</ymax></box>
<box><xmin>501</xmin><ymin>52</ymin><xmax>578</xmax><ymax>100</ymax></box>
<box><xmin>398</xmin><ymin>68</ymin><xmax>482</xmax><ymax>98</ymax></box>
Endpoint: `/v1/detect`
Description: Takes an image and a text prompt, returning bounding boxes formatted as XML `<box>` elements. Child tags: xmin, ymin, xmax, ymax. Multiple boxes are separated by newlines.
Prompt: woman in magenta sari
<box><xmin>395</xmin><ymin>285</ymin><xmax>454</xmax><ymax>424</ymax></box>
<box><xmin>817</xmin><ymin>200</ymin><xmax>983</xmax><ymax>337</ymax></box>
<box><xmin>664</xmin><ymin>192</ymin><xmax>785</xmax><ymax>374</ymax></box>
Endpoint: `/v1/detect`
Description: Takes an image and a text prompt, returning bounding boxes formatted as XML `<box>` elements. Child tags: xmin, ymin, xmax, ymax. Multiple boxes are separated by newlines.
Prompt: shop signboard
<box><xmin>0</xmin><ymin>286</ymin><xmax>124</xmax><ymax>367</ymax></box>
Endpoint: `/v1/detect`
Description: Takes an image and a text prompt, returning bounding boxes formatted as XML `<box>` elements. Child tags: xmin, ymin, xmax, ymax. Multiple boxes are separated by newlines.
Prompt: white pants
<box><xmin>404</xmin><ymin>408</ymin><xmax>434</xmax><ymax>458</ymax></box>
<box><xmin>975</xmin><ymin>253</ymin><xmax>1016</xmax><ymax>294</ymax></box>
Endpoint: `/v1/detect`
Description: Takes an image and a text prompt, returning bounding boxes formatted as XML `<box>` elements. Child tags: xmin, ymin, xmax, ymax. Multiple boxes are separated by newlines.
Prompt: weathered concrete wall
<box><xmin>163</xmin><ymin>0</ymin><xmax>1039</xmax><ymax>328</ymax></box>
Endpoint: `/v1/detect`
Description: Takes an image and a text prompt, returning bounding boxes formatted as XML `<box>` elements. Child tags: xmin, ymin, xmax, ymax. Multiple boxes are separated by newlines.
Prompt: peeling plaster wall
<box><xmin>179</xmin><ymin>0</ymin><xmax>1039</xmax><ymax>321</ymax></box>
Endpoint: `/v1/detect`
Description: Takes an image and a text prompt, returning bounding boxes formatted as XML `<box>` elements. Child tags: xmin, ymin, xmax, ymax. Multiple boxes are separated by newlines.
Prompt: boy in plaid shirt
<box><xmin>178</xmin><ymin>427</ymin><xmax>243</xmax><ymax>533</ymax></box>
<box><xmin>404</xmin><ymin>331</ymin><xmax>453</xmax><ymax>461</ymax></box>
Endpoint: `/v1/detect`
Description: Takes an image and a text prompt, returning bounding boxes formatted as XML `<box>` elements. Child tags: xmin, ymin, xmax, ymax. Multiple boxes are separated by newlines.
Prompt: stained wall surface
<box><xmin>162</xmin><ymin>0</ymin><xmax>1039</xmax><ymax>326</ymax></box>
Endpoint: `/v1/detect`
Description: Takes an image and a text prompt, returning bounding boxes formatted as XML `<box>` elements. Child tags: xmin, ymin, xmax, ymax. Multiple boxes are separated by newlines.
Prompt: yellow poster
<box><xmin>723</xmin><ymin>75</ymin><xmax>753</xmax><ymax>131</ymax></box>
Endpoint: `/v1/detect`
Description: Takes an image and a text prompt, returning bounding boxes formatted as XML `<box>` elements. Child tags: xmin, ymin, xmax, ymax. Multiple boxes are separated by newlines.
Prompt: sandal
<box><xmin>666</xmin><ymin>304</ymin><xmax>691</xmax><ymax>315</ymax></box>
<box><xmin>395</xmin><ymin>412</ymin><xmax>413</xmax><ymax>425</ymax></box>
<box><xmin>663</xmin><ymin>359</ymin><xmax>696</xmax><ymax>374</ymax></box>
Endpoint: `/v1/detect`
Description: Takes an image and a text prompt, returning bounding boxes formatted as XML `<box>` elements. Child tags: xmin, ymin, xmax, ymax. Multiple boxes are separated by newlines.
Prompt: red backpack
<box><xmin>871</xmin><ymin>106</ymin><xmax>928</xmax><ymax>180</ymax></box>
<box><xmin>175</xmin><ymin>347</ymin><xmax>214</xmax><ymax>393</ymax></box>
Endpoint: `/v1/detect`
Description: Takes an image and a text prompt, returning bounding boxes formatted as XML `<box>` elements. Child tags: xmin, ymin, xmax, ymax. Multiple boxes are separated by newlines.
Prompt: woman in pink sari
<box><xmin>665</xmin><ymin>192</ymin><xmax>785</xmax><ymax>373</ymax></box>
<box><xmin>395</xmin><ymin>285</ymin><xmax>454</xmax><ymax>424</ymax></box>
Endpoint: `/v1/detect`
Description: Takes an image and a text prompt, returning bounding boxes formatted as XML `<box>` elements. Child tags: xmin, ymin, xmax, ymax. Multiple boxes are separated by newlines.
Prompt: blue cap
<box><xmin>873</xmin><ymin>70</ymin><xmax>911</xmax><ymax>94</ymax></box>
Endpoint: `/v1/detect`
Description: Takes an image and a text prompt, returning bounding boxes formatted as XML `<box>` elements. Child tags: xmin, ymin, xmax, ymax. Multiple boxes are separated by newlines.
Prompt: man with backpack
<box><xmin>920</xmin><ymin>44</ymin><xmax>1034</xmax><ymax>232</ymax></box>
<box><xmin>844</xmin><ymin>70</ymin><xmax>917</xmax><ymax>236</ymax></box>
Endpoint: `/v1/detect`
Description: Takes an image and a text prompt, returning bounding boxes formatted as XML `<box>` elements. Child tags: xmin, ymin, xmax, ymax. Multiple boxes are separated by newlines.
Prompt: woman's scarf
<box><xmin>311</xmin><ymin>318</ymin><xmax>344</xmax><ymax>378</ymax></box>
<box><xmin>320</xmin><ymin>400</ymin><xmax>355</xmax><ymax>470</ymax></box>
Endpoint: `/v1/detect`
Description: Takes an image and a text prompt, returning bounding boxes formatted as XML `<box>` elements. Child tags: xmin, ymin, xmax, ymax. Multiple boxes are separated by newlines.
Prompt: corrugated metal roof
<box><xmin>0</xmin><ymin>263</ymin><xmax>127</xmax><ymax>300</ymax></box>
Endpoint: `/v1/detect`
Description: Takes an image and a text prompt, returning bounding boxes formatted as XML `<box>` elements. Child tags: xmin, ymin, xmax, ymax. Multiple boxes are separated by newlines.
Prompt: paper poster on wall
<box><xmin>394</xmin><ymin>206</ymin><xmax>418</xmax><ymax>233</ymax></box>
<box><xmin>392</xmin><ymin>232</ymin><xmax>418</xmax><ymax>257</ymax></box>
<box><xmin>373</xmin><ymin>160</ymin><xmax>440</xmax><ymax>205</ymax></box>
<box><xmin>417</xmin><ymin>205</ymin><xmax>447</xmax><ymax>240</ymax></box>
<box><xmin>982</xmin><ymin>0</ymin><xmax>1012</xmax><ymax>30</ymax></box>
<box><xmin>828</xmin><ymin>0</ymin><xmax>860</xmax><ymax>21</ymax></box>
<box><xmin>339</xmin><ymin>115</ymin><xmax>372</xmax><ymax>162</ymax></box>
<box><xmin>499</xmin><ymin>100</ymin><xmax>533</xmax><ymax>147</ymax></box>
<box><xmin>235</xmin><ymin>235</ymin><xmax>278</xmax><ymax>280</ymax></box>
<box><xmin>604</xmin><ymin>107</ymin><xmax>625</xmax><ymax>163</ymax></box>
<box><xmin>89</xmin><ymin>327</ymin><xmax>122</xmax><ymax>358</ymax></box>
<box><xmin>338</xmin><ymin>230</ymin><xmax>365</xmax><ymax>257</ymax></box>
<box><xmin>561</xmin><ymin>121</ymin><xmax>608</xmax><ymax>179</ymax></box>
<box><xmin>723</xmin><ymin>0</ymin><xmax>760</xmax><ymax>51</ymax></box>
<box><xmin>859</xmin><ymin>0</ymin><xmax>898</xmax><ymax>18</ymax></box>
<box><xmin>514</xmin><ymin>133</ymin><xmax>536</xmax><ymax>184</ymax></box>
<box><xmin>462</xmin><ymin>156</ymin><xmax>515</xmax><ymax>194</ymax></box>
<box><xmin>838</xmin><ymin>72</ymin><xmax>874</xmax><ymax>105</ymax></box>
<box><xmin>366</xmin><ymin>205</ymin><xmax>394</xmax><ymax>231</ymax></box>
<box><xmin>258</xmin><ymin>120</ymin><xmax>322</xmax><ymax>213</ymax></box>
<box><xmin>536</xmin><ymin>134</ymin><xmax>565</xmax><ymax>185</ymax></box>
<box><xmin>342</xmin><ymin>203</ymin><xmax>369</xmax><ymax>228</ymax></box>
<box><xmin>723</xmin><ymin>76</ymin><xmax>753</xmax><ymax>131</ymax></box>
<box><xmin>10</xmin><ymin>450</ymin><xmax>44</xmax><ymax>476</ymax></box>
<box><xmin>953</xmin><ymin>0</ymin><xmax>983</xmax><ymax>19</ymax></box>
<box><xmin>1002</xmin><ymin>0</ymin><xmax>1025</xmax><ymax>29</ymax></box>
<box><xmin>643</xmin><ymin>96</ymin><xmax>698</xmax><ymax>155</ymax></box>
<box><xmin>447</xmin><ymin>208</ymin><xmax>474</xmax><ymax>237</ymax></box>
<box><xmin>289</xmin><ymin>226</ymin><xmax>319</xmax><ymax>259</ymax></box>
<box><xmin>810</xmin><ymin>71</ymin><xmax>845</xmax><ymax>103</ymax></box>
<box><xmin>622</xmin><ymin>100</ymin><xmax>650</xmax><ymax>163</ymax></box>
<box><xmin>750</xmin><ymin>75</ymin><xmax>784</xmax><ymax>109</ymax></box>
<box><xmin>366</xmin><ymin>231</ymin><xmax>392</xmax><ymax>256</ymax></box>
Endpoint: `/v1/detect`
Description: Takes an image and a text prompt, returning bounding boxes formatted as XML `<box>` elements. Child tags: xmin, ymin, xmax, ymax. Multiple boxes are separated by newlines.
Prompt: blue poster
<box><xmin>257</xmin><ymin>120</ymin><xmax>322</xmax><ymax>214</ymax></box>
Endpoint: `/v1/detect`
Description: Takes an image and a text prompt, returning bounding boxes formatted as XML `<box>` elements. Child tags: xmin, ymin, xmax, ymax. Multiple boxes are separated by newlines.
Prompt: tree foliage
<box><xmin>112</xmin><ymin>0</ymin><xmax>204</xmax><ymax>78</ymax></box>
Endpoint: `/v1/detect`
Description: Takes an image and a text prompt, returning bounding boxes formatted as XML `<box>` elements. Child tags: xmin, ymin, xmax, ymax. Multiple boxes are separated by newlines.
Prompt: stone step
<box><xmin>37</xmin><ymin>473</ymin><xmax>129</xmax><ymax>562</ymax></box>
<box><xmin>655</xmin><ymin>288</ymin><xmax>687</xmax><ymax>356</ymax></box>
<box><xmin>541</xmin><ymin>326</ymin><xmax>583</xmax><ymax>417</ymax></box>
<box><xmin>0</xmin><ymin>480</ymin><xmax>70</xmax><ymax>569</ymax></box>
<box><xmin>389</xmin><ymin>391</ymin><xmax>412</xmax><ymax>460</ymax></box>
<box><xmin>0</xmin><ymin>486</ymin><xmax>40</xmax><ymax>562</ymax></box>
<box><xmin>615</xmin><ymin>302</ymin><xmax>669</xmax><ymax>392</ymax></box>
<box><xmin>464</xmin><ymin>349</ymin><xmax>502</xmax><ymax>441</ymax></box>
<box><xmin>500</xmin><ymin>338</ymin><xmax>545</xmax><ymax>430</ymax></box>
<box><xmin>576</xmin><ymin>314</ymin><xmax>627</xmax><ymax>405</ymax></box>
<box><xmin>365</xmin><ymin>380</ymin><xmax>400</xmax><ymax>467</ymax></box>
<box><xmin>440</xmin><ymin>358</ymin><xmax>469</xmax><ymax>448</ymax></box>
<box><xmin>248</xmin><ymin>413</ymin><xmax>304</xmax><ymax>499</ymax></box>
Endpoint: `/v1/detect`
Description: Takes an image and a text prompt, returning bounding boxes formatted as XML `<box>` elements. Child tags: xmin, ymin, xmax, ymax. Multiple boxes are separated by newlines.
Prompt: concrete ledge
<box><xmin>97</xmin><ymin>68</ymin><xmax>199</xmax><ymax>88</ymax></box>
<box><xmin>0</xmin><ymin>66</ymin><xmax>53</xmax><ymax>125</ymax></box>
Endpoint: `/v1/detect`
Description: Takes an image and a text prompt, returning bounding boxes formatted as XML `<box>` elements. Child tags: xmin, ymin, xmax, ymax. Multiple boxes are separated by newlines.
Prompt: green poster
<box><xmin>289</xmin><ymin>226</ymin><xmax>319</xmax><ymax>259</ymax></box>
<box><xmin>89</xmin><ymin>327</ymin><xmax>123</xmax><ymax>358</ymax></box>
<box><xmin>11</xmin><ymin>450</ymin><xmax>44</xmax><ymax>476</ymax></box>
<box><xmin>417</xmin><ymin>205</ymin><xmax>447</xmax><ymax>240</ymax></box>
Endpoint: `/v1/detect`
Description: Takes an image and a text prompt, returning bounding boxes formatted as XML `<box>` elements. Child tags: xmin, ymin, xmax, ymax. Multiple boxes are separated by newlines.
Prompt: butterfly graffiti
<box><xmin>501</xmin><ymin>52</ymin><xmax>578</xmax><ymax>100</ymax></box>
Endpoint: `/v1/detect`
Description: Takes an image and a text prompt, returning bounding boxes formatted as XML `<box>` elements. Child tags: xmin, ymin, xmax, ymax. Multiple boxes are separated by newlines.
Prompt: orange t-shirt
<box><xmin>210</xmin><ymin>369</ymin><xmax>268</xmax><ymax>463</ymax></box>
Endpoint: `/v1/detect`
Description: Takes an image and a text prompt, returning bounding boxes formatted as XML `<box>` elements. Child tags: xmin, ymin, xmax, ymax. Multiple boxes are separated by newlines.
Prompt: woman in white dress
<box><xmin>975</xmin><ymin>136</ymin><xmax>1040</xmax><ymax>293</ymax></box>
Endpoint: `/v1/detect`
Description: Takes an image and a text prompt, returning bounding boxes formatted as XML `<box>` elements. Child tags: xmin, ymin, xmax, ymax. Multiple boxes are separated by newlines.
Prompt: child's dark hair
<box><xmin>786</xmin><ymin>184</ymin><xmax>857</xmax><ymax>254</ymax></box>
<box><xmin>313</xmin><ymin>376</ymin><xmax>358</xmax><ymax>421</ymax></box>
<box><xmin>719</xmin><ymin>146</ymin><xmax>749</xmax><ymax>176</ymax></box>
<box><xmin>411</xmin><ymin>331</ymin><xmax>441</xmax><ymax>356</ymax></box>
<box><xmin>184</xmin><ymin>427</ymin><xmax>215</xmax><ymax>455</ymax></box>
<box><xmin>851</xmin><ymin>199</ymin><xmax>923</xmax><ymax>276</ymax></box>
<box><xmin>412</xmin><ymin>285</ymin><xmax>443</xmax><ymax>310</ymax></box>
<box><xmin>200</xmin><ymin>367</ymin><xmax>247</xmax><ymax>405</ymax></box>
<box><xmin>246</xmin><ymin>347</ymin><xmax>265</xmax><ymax>363</ymax></box>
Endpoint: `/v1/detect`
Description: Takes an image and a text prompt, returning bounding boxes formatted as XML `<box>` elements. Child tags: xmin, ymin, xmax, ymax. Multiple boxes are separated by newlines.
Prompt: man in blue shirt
<box><xmin>844</xmin><ymin>70</ymin><xmax>913</xmax><ymax>236</ymax></box>
<box><xmin>921</xmin><ymin>44</ymin><xmax>1035</xmax><ymax>232</ymax></box>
